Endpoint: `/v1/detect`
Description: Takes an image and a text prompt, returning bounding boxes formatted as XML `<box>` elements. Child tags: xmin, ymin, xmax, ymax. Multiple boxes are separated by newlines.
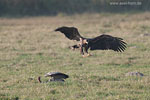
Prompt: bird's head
<box><xmin>80</xmin><ymin>38</ymin><xmax>88</xmax><ymax>45</ymax></box>
<box><xmin>83</xmin><ymin>39</ymin><xmax>88</xmax><ymax>45</ymax></box>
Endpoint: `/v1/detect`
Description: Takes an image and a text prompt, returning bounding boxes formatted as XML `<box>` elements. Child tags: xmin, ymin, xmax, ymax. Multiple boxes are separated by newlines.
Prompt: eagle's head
<box><xmin>83</xmin><ymin>39</ymin><xmax>88</xmax><ymax>44</ymax></box>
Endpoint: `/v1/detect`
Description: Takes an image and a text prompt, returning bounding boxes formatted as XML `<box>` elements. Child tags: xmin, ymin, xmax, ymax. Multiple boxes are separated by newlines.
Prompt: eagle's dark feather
<box><xmin>55</xmin><ymin>26</ymin><xmax>83</xmax><ymax>41</ymax></box>
<box><xmin>88</xmin><ymin>34</ymin><xmax>127</xmax><ymax>52</ymax></box>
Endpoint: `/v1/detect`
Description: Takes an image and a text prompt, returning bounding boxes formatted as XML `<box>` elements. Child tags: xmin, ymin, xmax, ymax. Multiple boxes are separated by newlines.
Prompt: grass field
<box><xmin>0</xmin><ymin>12</ymin><xmax>150</xmax><ymax>100</ymax></box>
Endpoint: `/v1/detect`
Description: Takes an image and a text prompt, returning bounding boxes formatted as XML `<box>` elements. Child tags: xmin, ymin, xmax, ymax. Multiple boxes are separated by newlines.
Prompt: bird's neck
<box><xmin>80</xmin><ymin>38</ymin><xmax>88</xmax><ymax>45</ymax></box>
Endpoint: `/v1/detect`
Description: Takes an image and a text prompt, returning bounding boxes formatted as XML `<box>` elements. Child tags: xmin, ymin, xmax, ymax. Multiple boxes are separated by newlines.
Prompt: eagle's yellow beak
<box><xmin>83</xmin><ymin>39</ymin><xmax>88</xmax><ymax>44</ymax></box>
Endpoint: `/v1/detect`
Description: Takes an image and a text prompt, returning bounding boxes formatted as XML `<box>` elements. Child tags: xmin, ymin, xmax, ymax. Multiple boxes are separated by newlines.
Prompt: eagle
<box><xmin>55</xmin><ymin>26</ymin><xmax>127</xmax><ymax>57</ymax></box>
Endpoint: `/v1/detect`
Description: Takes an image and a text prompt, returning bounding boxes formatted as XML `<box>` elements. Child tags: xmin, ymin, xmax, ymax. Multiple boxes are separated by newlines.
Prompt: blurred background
<box><xmin>0</xmin><ymin>0</ymin><xmax>150</xmax><ymax>17</ymax></box>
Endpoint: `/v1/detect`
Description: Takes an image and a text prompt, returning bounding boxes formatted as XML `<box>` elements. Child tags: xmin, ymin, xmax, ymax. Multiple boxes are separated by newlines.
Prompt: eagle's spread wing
<box><xmin>88</xmin><ymin>34</ymin><xmax>127</xmax><ymax>52</ymax></box>
<box><xmin>55</xmin><ymin>26</ymin><xmax>83</xmax><ymax>41</ymax></box>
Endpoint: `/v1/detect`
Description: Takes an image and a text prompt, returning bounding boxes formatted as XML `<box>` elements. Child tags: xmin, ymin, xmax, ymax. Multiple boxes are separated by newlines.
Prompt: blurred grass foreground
<box><xmin>0</xmin><ymin>0</ymin><xmax>150</xmax><ymax>16</ymax></box>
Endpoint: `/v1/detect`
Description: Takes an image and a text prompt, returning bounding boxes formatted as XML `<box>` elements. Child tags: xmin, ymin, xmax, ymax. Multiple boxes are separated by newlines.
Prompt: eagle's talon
<box><xmin>87</xmin><ymin>53</ymin><xmax>92</xmax><ymax>56</ymax></box>
<box><xmin>82</xmin><ymin>55</ymin><xmax>87</xmax><ymax>58</ymax></box>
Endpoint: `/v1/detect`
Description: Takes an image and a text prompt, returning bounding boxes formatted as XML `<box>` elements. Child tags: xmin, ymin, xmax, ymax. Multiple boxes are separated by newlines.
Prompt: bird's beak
<box><xmin>84</xmin><ymin>39</ymin><xmax>88</xmax><ymax>44</ymax></box>
<box><xmin>85</xmin><ymin>41</ymin><xmax>88</xmax><ymax>44</ymax></box>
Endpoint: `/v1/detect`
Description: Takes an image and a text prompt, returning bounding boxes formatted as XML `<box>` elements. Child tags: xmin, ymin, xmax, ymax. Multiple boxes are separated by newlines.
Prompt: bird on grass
<box><xmin>55</xmin><ymin>26</ymin><xmax>127</xmax><ymax>57</ymax></box>
<box><xmin>38</xmin><ymin>72</ymin><xmax>69</xmax><ymax>83</ymax></box>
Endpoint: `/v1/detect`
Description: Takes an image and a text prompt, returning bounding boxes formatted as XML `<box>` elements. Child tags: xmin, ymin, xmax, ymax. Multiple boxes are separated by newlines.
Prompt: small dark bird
<box><xmin>38</xmin><ymin>72</ymin><xmax>69</xmax><ymax>83</ymax></box>
<box><xmin>45</xmin><ymin>72</ymin><xmax>69</xmax><ymax>82</ymax></box>
<box><xmin>68</xmin><ymin>44</ymin><xmax>80</xmax><ymax>50</ymax></box>
<box><xmin>55</xmin><ymin>26</ymin><xmax>127</xmax><ymax>57</ymax></box>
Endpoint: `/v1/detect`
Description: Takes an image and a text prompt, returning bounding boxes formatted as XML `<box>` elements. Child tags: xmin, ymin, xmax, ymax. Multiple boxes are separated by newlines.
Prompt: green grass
<box><xmin>0</xmin><ymin>12</ymin><xmax>150</xmax><ymax>100</ymax></box>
